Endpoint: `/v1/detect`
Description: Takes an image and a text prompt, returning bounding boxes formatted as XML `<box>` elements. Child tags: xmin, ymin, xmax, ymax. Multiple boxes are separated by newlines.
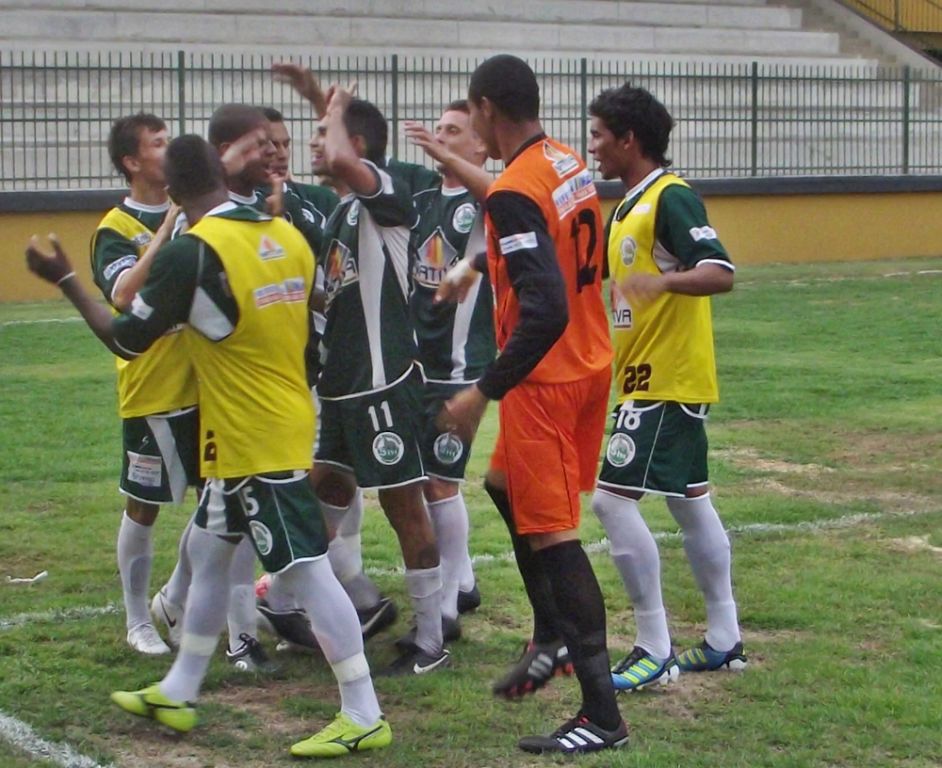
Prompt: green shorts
<box><xmin>315</xmin><ymin>366</ymin><xmax>427</xmax><ymax>489</ymax></box>
<box><xmin>421</xmin><ymin>380</ymin><xmax>474</xmax><ymax>482</ymax></box>
<box><xmin>194</xmin><ymin>471</ymin><xmax>329</xmax><ymax>574</ymax></box>
<box><xmin>120</xmin><ymin>408</ymin><xmax>200</xmax><ymax>505</ymax></box>
<box><xmin>597</xmin><ymin>401</ymin><xmax>710</xmax><ymax>498</ymax></box>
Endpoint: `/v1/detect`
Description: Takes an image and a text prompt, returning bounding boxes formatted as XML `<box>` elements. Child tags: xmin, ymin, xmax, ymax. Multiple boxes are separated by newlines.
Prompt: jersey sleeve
<box><xmin>476</xmin><ymin>190</ymin><xmax>568</xmax><ymax>400</ymax></box>
<box><xmin>111</xmin><ymin>236</ymin><xmax>200</xmax><ymax>356</ymax></box>
<box><xmin>357</xmin><ymin>160</ymin><xmax>419</xmax><ymax>229</ymax></box>
<box><xmin>656</xmin><ymin>185</ymin><xmax>733</xmax><ymax>270</ymax></box>
<box><xmin>90</xmin><ymin>228</ymin><xmax>140</xmax><ymax>307</ymax></box>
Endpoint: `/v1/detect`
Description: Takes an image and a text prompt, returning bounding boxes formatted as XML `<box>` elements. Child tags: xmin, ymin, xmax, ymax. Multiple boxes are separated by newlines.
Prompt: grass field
<box><xmin>1</xmin><ymin>257</ymin><xmax>941</xmax><ymax>768</ymax></box>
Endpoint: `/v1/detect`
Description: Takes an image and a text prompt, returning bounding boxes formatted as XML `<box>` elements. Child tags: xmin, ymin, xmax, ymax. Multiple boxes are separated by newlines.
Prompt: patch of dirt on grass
<box><xmin>715</xmin><ymin>447</ymin><xmax>835</xmax><ymax>476</ymax></box>
<box><xmin>888</xmin><ymin>535</ymin><xmax>942</xmax><ymax>557</ymax></box>
<box><xmin>740</xmin><ymin>477</ymin><xmax>935</xmax><ymax>514</ymax></box>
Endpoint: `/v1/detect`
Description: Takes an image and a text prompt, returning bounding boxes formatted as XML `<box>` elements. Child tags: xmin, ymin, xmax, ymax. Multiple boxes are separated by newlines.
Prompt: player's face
<box><xmin>242</xmin><ymin>124</ymin><xmax>276</xmax><ymax>186</ymax></box>
<box><xmin>434</xmin><ymin>110</ymin><xmax>485</xmax><ymax>167</ymax></box>
<box><xmin>468</xmin><ymin>99</ymin><xmax>499</xmax><ymax>160</ymax></box>
<box><xmin>130</xmin><ymin>127</ymin><xmax>169</xmax><ymax>186</ymax></box>
<box><xmin>588</xmin><ymin>116</ymin><xmax>626</xmax><ymax>181</ymax></box>
<box><xmin>309</xmin><ymin>118</ymin><xmax>329</xmax><ymax>175</ymax></box>
<box><xmin>268</xmin><ymin>120</ymin><xmax>291</xmax><ymax>178</ymax></box>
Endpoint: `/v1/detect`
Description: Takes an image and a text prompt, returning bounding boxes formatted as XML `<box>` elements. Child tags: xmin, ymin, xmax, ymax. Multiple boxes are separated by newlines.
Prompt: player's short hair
<box><xmin>108</xmin><ymin>113</ymin><xmax>167</xmax><ymax>183</ymax></box>
<box><xmin>589</xmin><ymin>84</ymin><xmax>674</xmax><ymax>167</ymax></box>
<box><xmin>468</xmin><ymin>55</ymin><xmax>539</xmax><ymax>122</ymax></box>
<box><xmin>444</xmin><ymin>99</ymin><xmax>470</xmax><ymax>115</ymax></box>
<box><xmin>260</xmin><ymin>106</ymin><xmax>284</xmax><ymax>123</ymax></box>
<box><xmin>207</xmin><ymin>104</ymin><xmax>267</xmax><ymax>149</ymax></box>
<box><xmin>165</xmin><ymin>134</ymin><xmax>226</xmax><ymax>202</ymax></box>
<box><xmin>343</xmin><ymin>99</ymin><xmax>387</xmax><ymax>165</ymax></box>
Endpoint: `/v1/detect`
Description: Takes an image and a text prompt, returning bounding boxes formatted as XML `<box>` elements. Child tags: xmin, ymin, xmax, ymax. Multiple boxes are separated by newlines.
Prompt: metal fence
<box><xmin>3</xmin><ymin>50</ymin><xmax>942</xmax><ymax>191</ymax></box>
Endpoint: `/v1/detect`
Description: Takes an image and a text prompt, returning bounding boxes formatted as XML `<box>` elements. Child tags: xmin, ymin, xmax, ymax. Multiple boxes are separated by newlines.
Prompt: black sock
<box><xmin>535</xmin><ymin>539</ymin><xmax>622</xmax><ymax>731</ymax></box>
<box><xmin>484</xmin><ymin>480</ymin><xmax>561</xmax><ymax>645</ymax></box>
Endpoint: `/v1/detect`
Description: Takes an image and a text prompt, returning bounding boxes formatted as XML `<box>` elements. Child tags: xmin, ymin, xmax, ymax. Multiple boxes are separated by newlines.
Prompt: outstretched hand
<box><xmin>25</xmin><ymin>234</ymin><xmax>74</xmax><ymax>285</ymax></box>
<box><xmin>404</xmin><ymin>121</ymin><xmax>449</xmax><ymax>164</ymax></box>
<box><xmin>272</xmin><ymin>62</ymin><xmax>327</xmax><ymax>116</ymax></box>
<box><xmin>220</xmin><ymin>127</ymin><xmax>267</xmax><ymax>178</ymax></box>
<box><xmin>434</xmin><ymin>257</ymin><xmax>479</xmax><ymax>304</ymax></box>
<box><xmin>324</xmin><ymin>81</ymin><xmax>358</xmax><ymax>115</ymax></box>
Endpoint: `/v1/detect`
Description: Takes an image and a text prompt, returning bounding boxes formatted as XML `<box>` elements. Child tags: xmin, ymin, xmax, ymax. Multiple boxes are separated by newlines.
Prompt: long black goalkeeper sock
<box><xmin>535</xmin><ymin>539</ymin><xmax>622</xmax><ymax>731</ymax></box>
<box><xmin>484</xmin><ymin>480</ymin><xmax>562</xmax><ymax>645</ymax></box>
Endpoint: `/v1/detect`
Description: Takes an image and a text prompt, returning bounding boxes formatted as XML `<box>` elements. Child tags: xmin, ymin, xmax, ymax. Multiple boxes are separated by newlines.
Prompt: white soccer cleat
<box><xmin>150</xmin><ymin>587</ymin><xmax>184</xmax><ymax>649</ymax></box>
<box><xmin>127</xmin><ymin>622</ymin><xmax>171</xmax><ymax>656</ymax></box>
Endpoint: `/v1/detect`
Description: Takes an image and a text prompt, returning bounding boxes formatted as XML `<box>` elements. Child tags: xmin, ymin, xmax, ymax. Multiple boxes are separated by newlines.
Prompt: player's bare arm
<box><xmin>271</xmin><ymin>62</ymin><xmax>328</xmax><ymax>118</ymax></box>
<box><xmin>26</xmin><ymin>235</ymin><xmax>128</xmax><ymax>358</ymax></box>
<box><xmin>111</xmin><ymin>203</ymin><xmax>181</xmax><ymax>310</ymax></box>
<box><xmin>322</xmin><ymin>83</ymin><xmax>380</xmax><ymax>197</ymax></box>
<box><xmin>619</xmin><ymin>261</ymin><xmax>734</xmax><ymax>305</ymax></box>
<box><xmin>437</xmin><ymin>383</ymin><xmax>489</xmax><ymax>445</ymax></box>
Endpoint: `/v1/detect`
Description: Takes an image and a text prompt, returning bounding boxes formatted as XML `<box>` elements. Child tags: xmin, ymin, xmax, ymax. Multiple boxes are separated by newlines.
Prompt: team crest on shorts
<box><xmin>452</xmin><ymin>202</ymin><xmax>476</xmax><ymax>234</ymax></box>
<box><xmin>433</xmin><ymin>432</ymin><xmax>464</xmax><ymax>465</ymax></box>
<box><xmin>620</xmin><ymin>236</ymin><xmax>637</xmax><ymax>266</ymax></box>
<box><xmin>373</xmin><ymin>431</ymin><xmax>405</xmax><ymax>465</ymax></box>
<box><xmin>249</xmin><ymin>521</ymin><xmax>274</xmax><ymax>556</ymax></box>
<box><xmin>606</xmin><ymin>433</ymin><xmax>636</xmax><ymax>468</ymax></box>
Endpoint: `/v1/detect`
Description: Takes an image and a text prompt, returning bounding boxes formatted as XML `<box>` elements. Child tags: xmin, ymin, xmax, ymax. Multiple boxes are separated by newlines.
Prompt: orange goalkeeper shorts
<box><xmin>489</xmin><ymin>366</ymin><xmax>610</xmax><ymax>535</ymax></box>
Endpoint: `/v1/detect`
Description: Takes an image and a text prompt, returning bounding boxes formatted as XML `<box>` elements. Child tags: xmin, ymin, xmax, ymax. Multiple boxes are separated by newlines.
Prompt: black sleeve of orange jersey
<box><xmin>477</xmin><ymin>190</ymin><xmax>569</xmax><ymax>401</ymax></box>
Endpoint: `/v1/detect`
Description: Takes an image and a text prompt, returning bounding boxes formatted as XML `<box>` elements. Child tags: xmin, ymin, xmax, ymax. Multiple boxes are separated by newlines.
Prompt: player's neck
<box><xmin>227</xmin><ymin>177</ymin><xmax>255</xmax><ymax>198</ymax></box>
<box><xmin>128</xmin><ymin>178</ymin><xmax>168</xmax><ymax>207</ymax></box>
<box><xmin>183</xmin><ymin>189</ymin><xmax>230</xmax><ymax>226</ymax></box>
<box><xmin>622</xmin><ymin>160</ymin><xmax>661</xmax><ymax>193</ymax></box>
<box><xmin>498</xmin><ymin>121</ymin><xmax>543</xmax><ymax>165</ymax></box>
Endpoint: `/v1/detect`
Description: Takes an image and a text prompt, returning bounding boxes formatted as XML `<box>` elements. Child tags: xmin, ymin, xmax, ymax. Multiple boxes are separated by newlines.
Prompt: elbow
<box><xmin>716</xmin><ymin>270</ymin><xmax>735</xmax><ymax>294</ymax></box>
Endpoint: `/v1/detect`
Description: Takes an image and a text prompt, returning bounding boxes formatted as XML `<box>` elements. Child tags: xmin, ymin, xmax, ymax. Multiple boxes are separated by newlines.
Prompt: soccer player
<box><xmin>26</xmin><ymin>134</ymin><xmax>391</xmax><ymax>758</ymax></box>
<box><xmin>311</xmin><ymin>85</ymin><xmax>449</xmax><ymax>675</ymax></box>
<box><xmin>91</xmin><ymin>113</ymin><xmax>198</xmax><ymax>656</ymax></box>
<box><xmin>400</xmin><ymin>102</ymin><xmax>494</xmax><ymax>634</ymax></box>
<box><xmin>437</xmin><ymin>55</ymin><xmax>627</xmax><ymax>754</ymax></box>
<box><xmin>587</xmin><ymin>84</ymin><xmax>745</xmax><ymax>691</ymax></box>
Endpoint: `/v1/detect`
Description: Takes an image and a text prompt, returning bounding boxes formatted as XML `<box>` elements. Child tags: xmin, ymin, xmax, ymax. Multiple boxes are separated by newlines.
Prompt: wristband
<box><xmin>56</xmin><ymin>271</ymin><xmax>77</xmax><ymax>286</ymax></box>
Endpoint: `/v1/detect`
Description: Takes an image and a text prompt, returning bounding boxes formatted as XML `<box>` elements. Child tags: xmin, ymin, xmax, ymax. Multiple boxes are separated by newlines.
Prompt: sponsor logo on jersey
<box><xmin>131</xmin><ymin>232</ymin><xmax>153</xmax><ymax>247</ymax></box>
<box><xmin>103</xmin><ymin>254</ymin><xmax>137</xmax><ymax>282</ymax></box>
<box><xmin>253</xmin><ymin>277</ymin><xmax>307</xmax><ymax>308</ymax></box>
<box><xmin>620</xmin><ymin>235</ymin><xmax>637</xmax><ymax>266</ymax></box>
<box><xmin>258</xmin><ymin>235</ymin><xmax>286</xmax><ymax>261</ymax></box>
<box><xmin>630</xmin><ymin>203</ymin><xmax>652</xmax><ymax>216</ymax></box>
<box><xmin>606</xmin><ymin>433</ymin><xmax>636</xmax><ymax>468</ymax></box>
<box><xmin>433</xmin><ymin>432</ymin><xmax>464</xmax><ymax>465</ymax></box>
<box><xmin>372</xmin><ymin>431</ymin><xmax>405</xmax><ymax>465</ymax></box>
<box><xmin>498</xmin><ymin>231</ymin><xmax>538</xmax><ymax>255</ymax></box>
<box><xmin>249</xmin><ymin>521</ymin><xmax>274</xmax><ymax>556</ymax></box>
<box><xmin>346</xmin><ymin>200</ymin><xmax>360</xmax><ymax>227</ymax></box>
<box><xmin>324</xmin><ymin>240</ymin><xmax>358</xmax><ymax>305</ymax></box>
<box><xmin>414</xmin><ymin>228</ymin><xmax>458</xmax><ymax>288</ymax></box>
<box><xmin>543</xmin><ymin>141</ymin><xmax>580</xmax><ymax>177</ymax></box>
<box><xmin>452</xmin><ymin>202</ymin><xmax>476</xmax><ymax>234</ymax></box>
<box><xmin>552</xmin><ymin>170</ymin><xmax>596</xmax><ymax>219</ymax></box>
<box><xmin>130</xmin><ymin>293</ymin><xmax>154</xmax><ymax>320</ymax></box>
<box><xmin>611</xmin><ymin>284</ymin><xmax>633</xmax><ymax>329</ymax></box>
<box><xmin>689</xmin><ymin>226</ymin><xmax>717</xmax><ymax>242</ymax></box>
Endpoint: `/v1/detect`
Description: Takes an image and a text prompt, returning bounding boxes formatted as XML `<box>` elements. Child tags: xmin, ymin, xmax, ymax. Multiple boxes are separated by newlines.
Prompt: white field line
<box><xmin>0</xmin><ymin>603</ymin><xmax>118</xmax><ymax>632</ymax></box>
<box><xmin>0</xmin><ymin>317</ymin><xmax>81</xmax><ymax>328</ymax></box>
<box><xmin>0</xmin><ymin>710</ymin><xmax>115</xmax><ymax>768</ymax></box>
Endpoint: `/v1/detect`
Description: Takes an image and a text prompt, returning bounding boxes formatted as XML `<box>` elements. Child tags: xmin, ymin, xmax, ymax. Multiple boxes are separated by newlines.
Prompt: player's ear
<box><xmin>121</xmin><ymin>155</ymin><xmax>141</xmax><ymax>175</ymax></box>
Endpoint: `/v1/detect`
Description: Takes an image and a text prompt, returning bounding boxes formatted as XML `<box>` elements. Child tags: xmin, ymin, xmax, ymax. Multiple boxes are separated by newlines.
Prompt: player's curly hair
<box><xmin>165</xmin><ymin>134</ymin><xmax>226</xmax><ymax>202</ymax></box>
<box><xmin>108</xmin><ymin>113</ymin><xmax>166</xmax><ymax>183</ymax></box>
<box><xmin>589</xmin><ymin>85</ymin><xmax>674</xmax><ymax>168</ymax></box>
<box><xmin>468</xmin><ymin>55</ymin><xmax>539</xmax><ymax>123</ymax></box>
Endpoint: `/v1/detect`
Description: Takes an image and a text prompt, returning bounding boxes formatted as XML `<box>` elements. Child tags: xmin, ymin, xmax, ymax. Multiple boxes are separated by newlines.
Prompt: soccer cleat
<box><xmin>226</xmin><ymin>633</ymin><xmax>278</xmax><ymax>673</ymax></box>
<box><xmin>394</xmin><ymin>615</ymin><xmax>461</xmax><ymax>651</ymax></box>
<box><xmin>381</xmin><ymin>644</ymin><xmax>451</xmax><ymax>677</ymax></box>
<box><xmin>357</xmin><ymin>597</ymin><xmax>398</xmax><ymax>640</ymax></box>
<box><xmin>457</xmin><ymin>583</ymin><xmax>481</xmax><ymax>614</ymax></box>
<box><xmin>111</xmin><ymin>684</ymin><xmax>197</xmax><ymax>733</ymax></box>
<box><xmin>127</xmin><ymin>622</ymin><xmax>171</xmax><ymax>656</ymax></box>
<box><xmin>518</xmin><ymin>712</ymin><xmax>629</xmax><ymax>755</ymax></box>
<box><xmin>290</xmin><ymin>712</ymin><xmax>392</xmax><ymax>758</ymax></box>
<box><xmin>150</xmin><ymin>587</ymin><xmax>184</xmax><ymax>650</ymax></box>
<box><xmin>492</xmin><ymin>639</ymin><xmax>574</xmax><ymax>699</ymax></box>
<box><xmin>611</xmin><ymin>646</ymin><xmax>680</xmax><ymax>692</ymax></box>
<box><xmin>676</xmin><ymin>639</ymin><xmax>748</xmax><ymax>672</ymax></box>
<box><xmin>256</xmin><ymin>599</ymin><xmax>319</xmax><ymax>652</ymax></box>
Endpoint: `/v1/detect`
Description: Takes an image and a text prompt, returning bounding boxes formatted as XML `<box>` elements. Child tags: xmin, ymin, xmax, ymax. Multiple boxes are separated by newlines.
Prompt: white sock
<box><xmin>405</xmin><ymin>566</ymin><xmax>443</xmax><ymax>655</ymax></box>
<box><xmin>323</xmin><ymin>495</ymin><xmax>381</xmax><ymax>610</ymax></box>
<box><xmin>161</xmin><ymin>526</ymin><xmax>236</xmax><ymax>702</ymax></box>
<box><xmin>163</xmin><ymin>513</ymin><xmax>194</xmax><ymax>608</ymax></box>
<box><xmin>279</xmin><ymin>558</ymin><xmax>381</xmax><ymax>726</ymax></box>
<box><xmin>427</xmin><ymin>494</ymin><xmax>471</xmax><ymax>620</ymax></box>
<box><xmin>117</xmin><ymin>511</ymin><xmax>154</xmax><ymax>630</ymax></box>
<box><xmin>592</xmin><ymin>489</ymin><xmax>672</xmax><ymax>659</ymax></box>
<box><xmin>667</xmin><ymin>493</ymin><xmax>741</xmax><ymax>652</ymax></box>
<box><xmin>227</xmin><ymin>537</ymin><xmax>259</xmax><ymax>649</ymax></box>
<box><xmin>264</xmin><ymin>572</ymin><xmax>297</xmax><ymax>612</ymax></box>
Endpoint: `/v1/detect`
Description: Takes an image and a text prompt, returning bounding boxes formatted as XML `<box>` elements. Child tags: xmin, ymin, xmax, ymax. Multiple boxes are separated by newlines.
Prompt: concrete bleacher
<box><xmin>1</xmin><ymin>0</ymin><xmax>940</xmax><ymax>189</ymax></box>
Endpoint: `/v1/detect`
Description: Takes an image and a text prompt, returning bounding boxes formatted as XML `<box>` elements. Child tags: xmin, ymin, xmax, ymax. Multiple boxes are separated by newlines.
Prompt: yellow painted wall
<box><xmin>3</xmin><ymin>190</ymin><xmax>942</xmax><ymax>302</ymax></box>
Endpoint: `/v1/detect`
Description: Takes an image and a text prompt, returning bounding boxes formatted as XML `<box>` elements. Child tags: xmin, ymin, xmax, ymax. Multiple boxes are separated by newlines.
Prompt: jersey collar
<box><xmin>123</xmin><ymin>196</ymin><xmax>170</xmax><ymax>214</ymax></box>
<box><xmin>506</xmin><ymin>132</ymin><xmax>546</xmax><ymax>167</ymax></box>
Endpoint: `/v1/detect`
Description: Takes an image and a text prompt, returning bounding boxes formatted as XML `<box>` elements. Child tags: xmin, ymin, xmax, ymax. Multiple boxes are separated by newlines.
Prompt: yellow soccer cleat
<box><xmin>110</xmin><ymin>683</ymin><xmax>197</xmax><ymax>733</ymax></box>
<box><xmin>290</xmin><ymin>712</ymin><xmax>392</xmax><ymax>758</ymax></box>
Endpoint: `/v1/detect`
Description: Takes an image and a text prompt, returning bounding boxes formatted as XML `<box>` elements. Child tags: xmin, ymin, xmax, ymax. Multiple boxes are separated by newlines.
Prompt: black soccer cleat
<box><xmin>518</xmin><ymin>712</ymin><xmax>629</xmax><ymax>755</ymax></box>
<box><xmin>256</xmin><ymin>599</ymin><xmax>319</xmax><ymax>652</ymax></box>
<box><xmin>357</xmin><ymin>597</ymin><xmax>398</xmax><ymax>640</ymax></box>
<box><xmin>457</xmin><ymin>583</ymin><xmax>481</xmax><ymax>614</ymax></box>
<box><xmin>492</xmin><ymin>639</ymin><xmax>574</xmax><ymax>699</ymax></box>
<box><xmin>380</xmin><ymin>643</ymin><xmax>451</xmax><ymax>677</ymax></box>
